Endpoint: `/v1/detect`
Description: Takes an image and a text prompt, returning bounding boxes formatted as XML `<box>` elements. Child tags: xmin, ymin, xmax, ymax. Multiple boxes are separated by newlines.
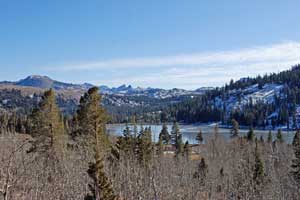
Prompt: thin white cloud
<box><xmin>48</xmin><ymin>41</ymin><xmax>300</xmax><ymax>71</ymax></box>
<box><xmin>100</xmin><ymin>60</ymin><xmax>299</xmax><ymax>89</ymax></box>
<box><xmin>46</xmin><ymin>41</ymin><xmax>300</xmax><ymax>89</ymax></box>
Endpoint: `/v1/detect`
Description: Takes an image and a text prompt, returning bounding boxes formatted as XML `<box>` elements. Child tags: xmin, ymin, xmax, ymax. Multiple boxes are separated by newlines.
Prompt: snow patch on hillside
<box><xmin>218</xmin><ymin>83</ymin><xmax>283</xmax><ymax>112</ymax></box>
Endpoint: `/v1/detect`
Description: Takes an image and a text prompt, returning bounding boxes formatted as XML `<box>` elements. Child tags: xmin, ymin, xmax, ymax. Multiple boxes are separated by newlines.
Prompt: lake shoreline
<box><xmin>106</xmin><ymin>123</ymin><xmax>296</xmax><ymax>144</ymax></box>
<box><xmin>107</xmin><ymin>122</ymin><xmax>296</xmax><ymax>133</ymax></box>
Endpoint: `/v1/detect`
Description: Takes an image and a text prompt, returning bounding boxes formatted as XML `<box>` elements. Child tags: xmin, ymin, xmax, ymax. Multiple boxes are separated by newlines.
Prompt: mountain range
<box><xmin>0</xmin><ymin>75</ymin><xmax>212</xmax><ymax>99</ymax></box>
<box><xmin>2</xmin><ymin>66</ymin><xmax>299</xmax><ymax>126</ymax></box>
<box><xmin>0</xmin><ymin>75</ymin><xmax>211</xmax><ymax>122</ymax></box>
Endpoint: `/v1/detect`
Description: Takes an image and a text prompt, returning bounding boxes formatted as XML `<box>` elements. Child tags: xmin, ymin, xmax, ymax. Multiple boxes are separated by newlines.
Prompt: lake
<box><xmin>106</xmin><ymin>124</ymin><xmax>296</xmax><ymax>144</ymax></box>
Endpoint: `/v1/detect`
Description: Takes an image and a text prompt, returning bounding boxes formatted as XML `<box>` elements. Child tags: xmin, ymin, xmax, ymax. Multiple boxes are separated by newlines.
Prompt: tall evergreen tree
<box><xmin>130</xmin><ymin>115</ymin><xmax>138</xmax><ymax>139</ymax></box>
<box><xmin>247</xmin><ymin>127</ymin><xmax>255</xmax><ymax>142</ymax></box>
<box><xmin>77</xmin><ymin>87</ymin><xmax>116</xmax><ymax>200</ymax></box>
<box><xmin>292</xmin><ymin>130</ymin><xmax>300</xmax><ymax>147</ymax></box>
<box><xmin>123</xmin><ymin>124</ymin><xmax>131</xmax><ymax>138</ymax></box>
<box><xmin>117</xmin><ymin>124</ymin><xmax>134</xmax><ymax>155</ymax></box>
<box><xmin>183</xmin><ymin>141</ymin><xmax>191</xmax><ymax>159</ymax></box>
<box><xmin>291</xmin><ymin>133</ymin><xmax>300</xmax><ymax>186</ymax></box>
<box><xmin>175</xmin><ymin>135</ymin><xmax>184</xmax><ymax>156</ymax></box>
<box><xmin>73</xmin><ymin>87</ymin><xmax>109</xmax><ymax>150</ymax></box>
<box><xmin>136</xmin><ymin>127</ymin><xmax>153</xmax><ymax>166</ymax></box>
<box><xmin>29</xmin><ymin>89</ymin><xmax>65</xmax><ymax>158</ymax></box>
<box><xmin>171</xmin><ymin>122</ymin><xmax>183</xmax><ymax>155</ymax></box>
<box><xmin>276</xmin><ymin>129</ymin><xmax>284</xmax><ymax>143</ymax></box>
<box><xmin>159</xmin><ymin>123</ymin><xmax>170</xmax><ymax>144</ymax></box>
<box><xmin>85</xmin><ymin>151</ymin><xmax>117</xmax><ymax>200</ymax></box>
<box><xmin>253</xmin><ymin>141</ymin><xmax>264</xmax><ymax>187</ymax></box>
<box><xmin>195</xmin><ymin>129</ymin><xmax>204</xmax><ymax>144</ymax></box>
<box><xmin>171</xmin><ymin>122</ymin><xmax>180</xmax><ymax>144</ymax></box>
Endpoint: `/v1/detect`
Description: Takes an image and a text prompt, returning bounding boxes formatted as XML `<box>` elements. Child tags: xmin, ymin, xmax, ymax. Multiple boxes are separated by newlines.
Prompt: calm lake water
<box><xmin>106</xmin><ymin>124</ymin><xmax>296</xmax><ymax>144</ymax></box>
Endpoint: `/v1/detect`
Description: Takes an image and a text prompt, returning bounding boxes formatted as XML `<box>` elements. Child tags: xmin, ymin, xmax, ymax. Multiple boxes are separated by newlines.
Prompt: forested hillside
<box><xmin>168</xmin><ymin>65</ymin><xmax>300</xmax><ymax>129</ymax></box>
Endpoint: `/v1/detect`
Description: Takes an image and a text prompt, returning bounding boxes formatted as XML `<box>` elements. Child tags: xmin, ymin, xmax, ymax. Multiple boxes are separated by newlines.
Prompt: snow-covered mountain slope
<box><xmin>99</xmin><ymin>84</ymin><xmax>212</xmax><ymax>99</ymax></box>
<box><xmin>215</xmin><ymin>83</ymin><xmax>284</xmax><ymax>111</ymax></box>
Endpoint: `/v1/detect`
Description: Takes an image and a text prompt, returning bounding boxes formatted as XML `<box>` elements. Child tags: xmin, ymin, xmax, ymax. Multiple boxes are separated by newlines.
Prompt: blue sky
<box><xmin>1</xmin><ymin>0</ymin><xmax>300</xmax><ymax>89</ymax></box>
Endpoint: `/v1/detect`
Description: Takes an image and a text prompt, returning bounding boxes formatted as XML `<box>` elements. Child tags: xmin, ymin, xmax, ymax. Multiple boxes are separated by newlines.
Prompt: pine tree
<box><xmin>183</xmin><ymin>141</ymin><xmax>191</xmax><ymax>159</ymax></box>
<box><xmin>123</xmin><ymin>124</ymin><xmax>131</xmax><ymax>138</ymax></box>
<box><xmin>253</xmin><ymin>141</ymin><xmax>264</xmax><ymax>187</ymax></box>
<box><xmin>195</xmin><ymin>129</ymin><xmax>204</xmax><ymax>144</ymax></box>
<box><xmin>77</xmin><ymin>87</ymin><xmax>116</xmax><ymax>200</ymax></box>
<box><xmin>136</xmin><ymin>127</ymin><xmax>153</xmax><ymax>166</ymax></box>
<box><xmin>276</xmin><ymin>129</ymin><xmax>284</xmax><ymax>143</ymax></box>
<box><xmin>292</xmin><ymin>130</ymin><xmax>300</xmax><ymax>147</ymax></box>
<box><xmin>130</xmin><ymin>115</ymin><xmax>138</xmax><ymax>139</ymax></box>
<box><xmin>159</xmin><ymin>123</ymin><xmax>170</xmax><ymax>144</ymax></box>
<box><xmin>175</xmin><ymin>135</ymin><xmax>184</xmax><ymax>156</ymax></box>
<box><xmin>85</xmin><ymin>151</ymin><xmax>117</xmax><ymax>200</ymax></box>
<box><xmin>74</xmin><ymin>87</ymin><xmax>109</xmax><ymax>151</ymax></box>
<box><xmin>29</xmin><ymin>89</ymin><xmax>65</xmax><ymax>158</ymax></box>
<box><xmin>171</xmin><ymin>122</ymin><xmax>183</xmax><ymax>155</ymax></box>
<box><xmin>231</xmin><ymin>119</ymin><xmax>239</xmax><ymax>137</ymax></box>
<box><xmin>267</xmin><ymin>130</ymin><xmax>272</xmax><ymax>143</ymax></box>
<box><xmin>291</xmin><ymin>134</ymin><xmax>300</xmax><ymax>186</ymax></box>
<box><xmin>247</xmin><ymin>127</ymin><xmax>255</xmax><ymax>142</ymax></box>
<box><xmin>117</xmin><ymin>124</ymin><xmax>134</xmax><ymax>155</ymax></box>
<box><xmin>171</xmin><ymin>122</ymin><xmax>180</xmax><ymax>144</ymax></box>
